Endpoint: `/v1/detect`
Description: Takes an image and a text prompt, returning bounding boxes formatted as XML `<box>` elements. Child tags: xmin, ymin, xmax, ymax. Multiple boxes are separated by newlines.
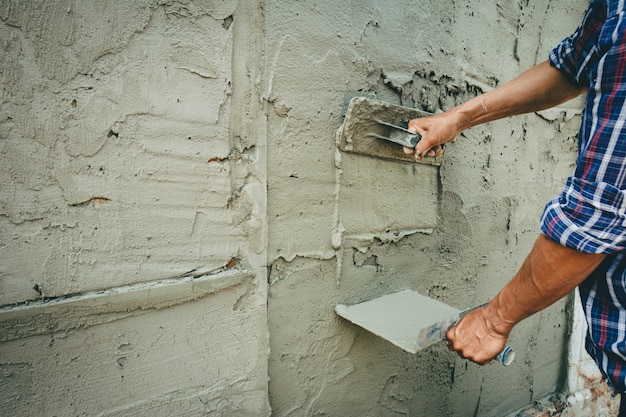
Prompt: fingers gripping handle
<box><xmin>447</xmin><ymin>342</ymin><xmax>515</xmax><ymax>366</ymax></box>
<box><xmin>453</xmin><ymin>305</ymin><xmax>515</xmax><ymax>367</ymax></box>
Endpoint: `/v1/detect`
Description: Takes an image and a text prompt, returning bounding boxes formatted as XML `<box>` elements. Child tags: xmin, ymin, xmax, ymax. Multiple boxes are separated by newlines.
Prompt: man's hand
<box><xmin>445</xmin><ymin>234</ymin><xmax>605</xmax><ymax>365</ymax></box>
<box><xmin>403</xmin><ymin>111</ymin><xmax>468</xmax><ymax>160</ymax></box>
<box><xmin>446</xmin><ymin>304</ymin><xmax>511</xmax><ymax>365</ymax></box>
<box><xmin>403</xmin><ymin>60</ymin><xmax>584</xmax><ymax>161</ymax></box>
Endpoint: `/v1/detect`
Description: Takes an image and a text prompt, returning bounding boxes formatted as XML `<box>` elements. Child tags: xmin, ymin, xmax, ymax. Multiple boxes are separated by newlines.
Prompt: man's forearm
<box><xmin>447</xmin><ymin>234</ymin><xmax>606</xmax><ymax>365</ymax></box>
<box><xmin>407</xmin><ymin>61</ymin><xmax>586</xmax><ymax>159</ymax></box>
<box><xmin>486</xmin><ymin>234</ymin><xmax>605</xmax><ymax>335</ymax></box>
<box><xmin>452</xmin><ymin>61</ymin><xmax>585</xmax><ymax>132</ymax></box>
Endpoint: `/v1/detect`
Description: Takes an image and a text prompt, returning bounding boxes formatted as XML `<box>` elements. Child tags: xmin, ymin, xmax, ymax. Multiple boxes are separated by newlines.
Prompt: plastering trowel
<box><xmin>335</xmin><ymin>290</ymin><xmax>515</xmax><ymax>366</ymax></box>
<box><xmin>337</xmin><ymin>97</ymin><xmax>442</xmax><ymax>165</ymax></box>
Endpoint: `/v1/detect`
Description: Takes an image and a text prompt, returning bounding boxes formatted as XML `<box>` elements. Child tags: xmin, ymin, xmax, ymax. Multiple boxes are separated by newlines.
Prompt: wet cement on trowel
<box><xmin>335</xmin><ymin>290</ymin><xmax>460</xmax><ymax>354</ymax></box>
<box><xmin>337</xmin><ymin>97</ymin><xmax>442</xmax><ymax>166</ymax></box>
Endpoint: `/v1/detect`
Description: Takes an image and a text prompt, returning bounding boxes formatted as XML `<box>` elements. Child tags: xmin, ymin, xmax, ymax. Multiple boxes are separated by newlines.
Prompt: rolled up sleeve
<box><xmin>541</xmin><ymin>177</ymin><xmax>626</xmax><ymax>254</ymax></box>
<box><xmin>548</xmin><ymin>3</ymin><xmax>603</xmax><ymax>87</ymax></box>
<box><xmin>542</xmin><ymin>1</ymin><xmax>626</xmax><ymax>255</ymax></box>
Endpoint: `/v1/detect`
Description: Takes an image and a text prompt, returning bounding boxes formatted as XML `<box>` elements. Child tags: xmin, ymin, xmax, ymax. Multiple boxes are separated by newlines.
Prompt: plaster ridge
<box><xmin>269</xmin><ymin>252</ymin><xmax>338</xmax><ymax>266</ymax></box>
<box><xmin>264</xmin><ymin>34</ymin><xmax>290</xmax><ymax>102</ymax></box>
<box><xmin>0</xmin><ymin>268</ymin><xmax>254</xmax><ymax>343</ymax></box>
<box><xmin>332</xmin><ymin>146</ymin><xmax>344</xmax><ymax>287</ymax></box>
<box><xmin>0</xmin><ymin>267</ymin><xmax>251</xmax><ymax>313</ymax></box>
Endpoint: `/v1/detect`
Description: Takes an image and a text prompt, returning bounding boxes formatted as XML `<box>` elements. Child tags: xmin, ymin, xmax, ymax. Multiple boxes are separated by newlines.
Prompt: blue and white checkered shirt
<box><xmin>541</xmin><ymin>0</ymin><xmax>626</xmax><ymax>392</ymax></box>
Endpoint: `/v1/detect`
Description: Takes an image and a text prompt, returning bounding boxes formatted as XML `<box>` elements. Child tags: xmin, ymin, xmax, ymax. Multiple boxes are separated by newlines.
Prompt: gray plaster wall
<box><xmin>265</xmin><ymin>1</ymin><xmax>589</xmax><ymax>416</ymax></box>
<box><xmin>0</xmin><ymin>1</ymin><xmax>592</xmax><ymax>416</ymax></box>
<box><xmin>1</xmin><ymin>1</ymin><xmax>268</xmax><ymax>415</ymax></box>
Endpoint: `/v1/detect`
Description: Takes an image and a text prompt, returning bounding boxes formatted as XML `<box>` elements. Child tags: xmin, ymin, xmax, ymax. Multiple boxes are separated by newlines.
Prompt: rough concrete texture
<box><xmin>266</xmin><ymin>1</ymin><xmax>617</xmax><ymax>416</ymax></box>
<box><xmin>0</xmin><ymin>0</ymin><xmax>619</xmax><ymax>416</ymax></box>
<box><xmin>1</xmin><ymin>1</ymin><xmax>268</xmax><ymax>415</ymax></box>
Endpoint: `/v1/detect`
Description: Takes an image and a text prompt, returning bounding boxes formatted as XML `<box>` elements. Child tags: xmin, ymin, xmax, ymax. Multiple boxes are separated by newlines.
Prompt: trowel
<box><xmin>337</xmin><ymin>97</ymin><xmax>442</xmax><ymax>165</ymax></box>
<box><xmin>369</xmin><ymin>119</ymin><xmax>421</xmax><ymax>148</ymax></box>
<box><xmin>335</xmin><ymin>290</ymin><xmax>515</xmax><ymax>366</ymax></box>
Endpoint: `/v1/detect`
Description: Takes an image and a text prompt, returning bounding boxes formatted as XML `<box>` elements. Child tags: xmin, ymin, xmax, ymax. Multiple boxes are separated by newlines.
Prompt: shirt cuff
<box><xmin>549</xmin><ymin>36</ymin><xmax>582</xmax><ymax>87</ymax></box>
<box><xmin>540</xmin><ymin>176</ymin><xmax>626</xmax><ymax>254</ymax></box>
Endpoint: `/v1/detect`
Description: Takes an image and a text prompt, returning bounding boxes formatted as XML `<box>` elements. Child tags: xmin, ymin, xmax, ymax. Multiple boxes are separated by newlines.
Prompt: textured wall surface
<box><xmin>1</xmin><ymin>1</ymin><xmax>268</xmax><ymax>416</ymax></box>
<box><xmin>265</xmin><ymin>1</ymin><xmax>594</xmax><ymax>416</ymax></box>
<box><xmin>0</xmin><ymin>1</ymin><xmax>608</xmax><ymax>416</ymax></box>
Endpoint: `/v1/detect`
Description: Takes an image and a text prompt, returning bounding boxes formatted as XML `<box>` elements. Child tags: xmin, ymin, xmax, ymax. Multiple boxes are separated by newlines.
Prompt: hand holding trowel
<box><xmin>335</xmin><ymin>290</ymin><xmax>515</xmax><ymax>366</ymax></box>
<box><xmin>337</xmin><ymin>97</ymin><xmax>443</xmax><ymax>165</ymax></box>
<box><xmin>335</xmin><ymin>98</ymin><xmax>513</xmax><ymax>365</ymax></box>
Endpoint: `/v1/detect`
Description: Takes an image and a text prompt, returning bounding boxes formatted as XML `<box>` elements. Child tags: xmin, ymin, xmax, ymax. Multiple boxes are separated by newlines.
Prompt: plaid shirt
<box><xmin>541</xmin><ymin>0</ymin><xmax>626</xmax><ymax>392</ymax></box>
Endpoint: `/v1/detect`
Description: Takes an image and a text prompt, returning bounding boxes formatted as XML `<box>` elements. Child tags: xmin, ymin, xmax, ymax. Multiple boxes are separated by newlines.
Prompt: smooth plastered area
<box><xmin>0</xmin><ymin>1</ymin><xmax>618</xmax><ymax>416</ymax></box>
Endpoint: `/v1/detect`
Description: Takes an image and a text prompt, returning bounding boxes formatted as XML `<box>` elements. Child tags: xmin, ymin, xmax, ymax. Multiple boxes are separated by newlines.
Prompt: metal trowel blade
<box><xmin>335</xmin><ymin>290</ymin><xmax>460</xmax><ymax>354</ymax></box>
<box><xmin>367</xmin><ymin>132</ymin><xmax>420</xmax><ymax>148</ymax></box>
<box><xmin>335</xmin><ymin>290</ymin><xmax>515</xmax><ymax>366</ymax></box>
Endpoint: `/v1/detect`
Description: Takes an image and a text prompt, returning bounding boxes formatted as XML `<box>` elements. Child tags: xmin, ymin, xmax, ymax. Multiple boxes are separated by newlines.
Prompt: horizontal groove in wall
<box><xmin>0</xmin><ymin>269</ymin><xmax>253</xmax><ymax>342</ymax></box>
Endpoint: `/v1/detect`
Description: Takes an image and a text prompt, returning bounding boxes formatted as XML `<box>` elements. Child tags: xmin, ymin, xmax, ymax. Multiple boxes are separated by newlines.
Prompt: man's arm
<box><xmin>406</xmin><ymin>60</ymin><xmax>596</xmax><ymax>363</ymax></box>
<box><xmin>446</xmin><ymin>234</ymin><xmax>605</xmax><ymax>365</ymax></box>
<box><xmin>406</xmin><ymin>60</ymin><xmax>586</xmax><ymax>159</ymax></box>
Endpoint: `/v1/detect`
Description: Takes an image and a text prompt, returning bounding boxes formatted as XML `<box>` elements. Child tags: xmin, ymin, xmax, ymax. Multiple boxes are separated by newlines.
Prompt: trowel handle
<box><xmin>495</xmin><ymin>345</ymin><xmax>515</xmax><ymax>366</ymax></box>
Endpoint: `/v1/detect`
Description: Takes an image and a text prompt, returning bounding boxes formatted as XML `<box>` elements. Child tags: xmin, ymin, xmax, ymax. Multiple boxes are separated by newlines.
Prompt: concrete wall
<box><xmin>265</xmin><ymin>1</ymin><xmax>597</xmax><ymax>416</ymax></box>
<box><xmin>1</xmin><ymin>1</ymin><xmax>268</xmax><ymax>415</ymax></box>
<box><xmin>0</xmin><ymin>1</ymin><xmax>609</xmax><ymax>416</ymax></box>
